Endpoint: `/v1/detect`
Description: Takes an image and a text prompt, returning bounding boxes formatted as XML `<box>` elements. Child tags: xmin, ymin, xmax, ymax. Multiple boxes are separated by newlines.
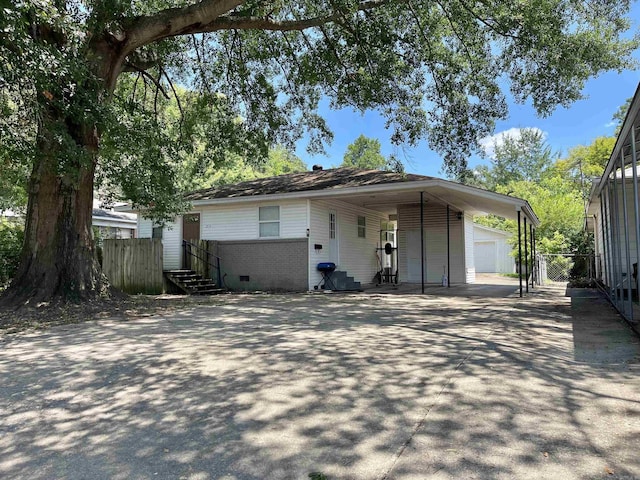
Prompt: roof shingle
<box><xmin>185</xmin><ymin>167</ymin><xmax>434</xmax><ymax>201</ymax></box>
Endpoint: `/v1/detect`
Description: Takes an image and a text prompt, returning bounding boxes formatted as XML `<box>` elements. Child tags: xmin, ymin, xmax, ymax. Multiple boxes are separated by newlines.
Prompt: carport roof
<box><xmin>185</xmin><ymin>168</ymin><xmax>539</xmax><ymax>226</ymax></box>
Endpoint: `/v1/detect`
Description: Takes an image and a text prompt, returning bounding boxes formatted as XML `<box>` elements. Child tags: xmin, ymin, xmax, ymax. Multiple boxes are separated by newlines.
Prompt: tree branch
<box><xmin>123</xmin><ymin>0</ymin><xmax>398</xmax><ymax>56</ymax></box>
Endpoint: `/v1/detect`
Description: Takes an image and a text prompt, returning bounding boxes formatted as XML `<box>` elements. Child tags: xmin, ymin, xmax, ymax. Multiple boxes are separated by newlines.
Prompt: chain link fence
<box><xmin>537</xmin><ymin>254</ymin><xmax>596</xmax><ymax>285</ymax></box>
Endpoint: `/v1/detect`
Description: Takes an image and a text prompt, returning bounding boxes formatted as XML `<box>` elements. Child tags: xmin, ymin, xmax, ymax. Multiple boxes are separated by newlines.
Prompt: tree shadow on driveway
<box><xmin>1</xmin><ymin>289</ymin><xmax>639</xmax><ymax>479</ymax></box>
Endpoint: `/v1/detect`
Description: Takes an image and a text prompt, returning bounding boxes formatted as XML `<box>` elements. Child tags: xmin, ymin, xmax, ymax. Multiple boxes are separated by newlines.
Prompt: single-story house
<box><xmin>586</xmin><ymin>82</ymin><xmax>640</xmax><ymax>323</ymax></box>
<box><xmin>2</xmin><ymin>204</ymin><xmax>137</xmax><ymax>241</ymax></box>
<box><xmin>132</xmin><ymin>167</ymin><xmax>538</xmax><ymax>293</ymax></box>
<box><xmin>92</xmin><ymin>207</ymin><xmax>137</xmax><ymax>243</ymax></box>
<box><xmin>473</xmin><ymin>223</ymin><xmax>515</xmax><ymax>274</ymax></box>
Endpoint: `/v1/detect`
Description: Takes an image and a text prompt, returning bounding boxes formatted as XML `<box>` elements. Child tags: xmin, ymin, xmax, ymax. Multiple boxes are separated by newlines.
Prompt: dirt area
<box><xmin>1</xmin><ymin>282</ymin><xmax>639</xmax><ymax>479</ymax></box>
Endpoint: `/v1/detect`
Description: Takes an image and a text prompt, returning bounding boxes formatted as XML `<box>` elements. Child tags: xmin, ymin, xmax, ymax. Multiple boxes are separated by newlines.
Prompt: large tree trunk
<box><xmin>1</xmin><ymin>117</ymin><xmax>107</xmax><ymax>307</ymax></box>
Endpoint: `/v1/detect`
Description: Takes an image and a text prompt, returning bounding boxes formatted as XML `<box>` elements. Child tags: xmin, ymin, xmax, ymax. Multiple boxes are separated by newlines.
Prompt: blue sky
<box><xmin>295</xmin><ymin>4</ymin><xmax>640</xmax><ymax>178</ymax></box>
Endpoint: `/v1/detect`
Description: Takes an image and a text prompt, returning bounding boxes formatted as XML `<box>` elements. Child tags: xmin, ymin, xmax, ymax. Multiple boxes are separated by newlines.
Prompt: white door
<box><xmin>328</xmin><ymin>210</ymin><xmax>339</xmax><ymax>265</ymax></box>
<box><xmin>406</xmin><ymin>230</ymin><xmax>423</xmax><ymax>282</ymax></box>
<box><xmin>475</xmin><ymin>241</ymin><xmax>497</xmax><ymax>273</ymax></box>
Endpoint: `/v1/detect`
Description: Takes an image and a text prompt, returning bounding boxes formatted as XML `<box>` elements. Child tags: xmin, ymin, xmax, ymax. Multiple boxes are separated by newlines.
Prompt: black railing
<box><xmin>182</xmin><ymin>240</ymin><xmax>223</xmax><ymax>287</ymax></box>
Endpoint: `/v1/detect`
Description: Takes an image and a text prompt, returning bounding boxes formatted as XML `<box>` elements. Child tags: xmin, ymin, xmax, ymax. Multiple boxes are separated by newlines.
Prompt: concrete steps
<box><xmin>164</xmin><ymin>270</ymin><xmax>225</xmax><ymax>295</ymax></box>
<box><xmin>322</xmin><ymin>270</ymin><xmax>362</xmax><ymax>292</ymax></box>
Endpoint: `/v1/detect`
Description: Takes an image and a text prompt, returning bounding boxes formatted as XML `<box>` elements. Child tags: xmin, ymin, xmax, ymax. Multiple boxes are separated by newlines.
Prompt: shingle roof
<box><xmin>92</xmin><ymin>209</ymin><xmax>137</xmax><ymax>221</ymax></box>
<box><xmin>185</xmin><ymin>167</ymin><xmax>435</xmax><ymax>201</ymax></box>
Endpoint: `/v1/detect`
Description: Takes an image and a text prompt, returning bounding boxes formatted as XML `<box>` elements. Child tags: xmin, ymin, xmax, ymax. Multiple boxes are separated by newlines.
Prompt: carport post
<box><xmin>517</xmin><ymin>209</ymin><xmax>523</xmax><ymax>298</ymax></box>
<box><xmin>524</xmin><ymin>217</ymin><xmax>529</xmax><ymax>293</ymax></box>
<box><xmin>446</xmin><ymin>204</ymin><xmax>451</xmax><ymax>287</ymax></box>
<box><xmin>613</xmin><ymin>173</ymin><xmax>624</xmax><ymax>312</ymax></box>
<box><xmin>600</xmin><ymin>190</ymin><xmax>611</xmax><ymax>293</ymax></box>
<box><xmin>530</xmin><ymin>224</ymin><xmax>534</xmax><ymax>289</ymax></box>
<box><xmin>421</xmin><ymin>191</ymin><xmax>425</xmax><ymax>294</ymax></box>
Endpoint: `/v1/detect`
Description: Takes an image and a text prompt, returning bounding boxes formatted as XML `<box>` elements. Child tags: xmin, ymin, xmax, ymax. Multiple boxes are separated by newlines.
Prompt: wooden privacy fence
<box><xmin>183</xmin><ymin>239</ymin><xmax>220</xmax><ymax>281</ymax></box>
<box><xmin>103</xmin><ymin>239</ymin><xmax>163</xmax><ymax>294</ymax></box>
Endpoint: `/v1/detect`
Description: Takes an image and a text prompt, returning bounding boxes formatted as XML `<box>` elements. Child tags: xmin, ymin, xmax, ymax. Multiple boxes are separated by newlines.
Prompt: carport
<box><xmin>322</xmin><ymin>178</ymin><xmax>540</xmax><ymax>297</ymax></box>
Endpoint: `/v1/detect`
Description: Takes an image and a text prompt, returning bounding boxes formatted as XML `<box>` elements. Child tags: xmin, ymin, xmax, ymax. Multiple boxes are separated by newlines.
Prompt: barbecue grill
<box><xmin>315</xmin><ymin>262</ymin><xmax>337</xmax><ymax>290</ymax></box>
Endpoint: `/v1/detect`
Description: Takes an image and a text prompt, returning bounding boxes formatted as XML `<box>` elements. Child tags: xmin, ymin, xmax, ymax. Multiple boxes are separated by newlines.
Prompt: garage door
<box><xmin>475</xmin><ymin>241</ymin><xmax>497</xmax><ymax>273</ymax></box>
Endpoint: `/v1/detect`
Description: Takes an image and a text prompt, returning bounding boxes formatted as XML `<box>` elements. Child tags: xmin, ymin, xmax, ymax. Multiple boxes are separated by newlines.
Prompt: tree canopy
<box><xmin>0</xmin><ymin>0</ymin><xmax>637</xmax><ymax>303</ymax></box>
<box><xmin>341</xmin><ymin>134</ymin><xmax>399</xmax><ymax>171</ymax></box>
<box><xmin>472</xmin><ymin>128</ymin><xmax>557</xmax><ymax>190</ymax></box>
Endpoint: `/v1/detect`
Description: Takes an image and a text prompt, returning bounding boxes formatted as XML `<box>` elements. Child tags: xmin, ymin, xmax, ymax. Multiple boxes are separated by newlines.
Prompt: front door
<box><xmin>182</xmin><ymin>213</ymin><xmax>200</xmax><ymax>243</ymax></box>
<box><xmin>328</xmin><ymin>209</ymin><xmax>339</xmax><ymax>265</ymax></box>
<box><xmin>182</xmin><ymin>213</ymin><xmax>201</xmax><ymax>270</ymax></box>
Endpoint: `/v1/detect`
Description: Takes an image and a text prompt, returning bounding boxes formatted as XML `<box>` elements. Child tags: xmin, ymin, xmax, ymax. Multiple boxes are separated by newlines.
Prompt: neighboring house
<box><xmin>586</xmin><ymin>82</ymin><xmax>640</xmax><ymax>323</ymax></box>
<box><xmin>2</xmin><ymin>204</ymin><xmax>137</xmax><ymax>242</ymax></box>
<box><xmin>92</xmin><ymin>208</ymin><xmax>137</xmax><ymax>244</ymax></box>
<box><xmin>131</xmin><ymin>167</ymin><xmax>538</xmax><ymax>292</ymax></box>
<box><xmin>0</xmin><ymin>210</ymin><xmax>22</xmax><ymax>223</ymax></box>
<box><xmin>473</xmin><ymin>223</ymin><xmax>515</xmax><ymax>274</ymax></box>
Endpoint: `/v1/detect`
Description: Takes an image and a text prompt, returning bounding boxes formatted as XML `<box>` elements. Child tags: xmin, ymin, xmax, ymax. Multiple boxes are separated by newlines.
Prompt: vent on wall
<box><xmin>239</xmin><ymin>275</ymin><xmax>250</xmax><ymax>282</ymax></box>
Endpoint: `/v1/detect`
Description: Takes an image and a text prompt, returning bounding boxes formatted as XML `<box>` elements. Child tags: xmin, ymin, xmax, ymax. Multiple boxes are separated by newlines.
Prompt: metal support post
<box><xmin>613</xmin><ymin>173</ymin><xmax>624</xmax><ymax>312</ymax></box>
<box><xmin>524</xmin><ymin>217</ymin><xmax>529</xmax><ymax>293</ymax></box>
<box><xmin>517</xmin><ymin>210</ymin><xmax>523</xmax><ymax>298</ymax></box>
<box><xmin>530</xmin><ymin>224</ymin><xmax>534</xmax><ymax>289</ymax></box>
<box><xmin>620</xmin><ymin>149</ymin><xmax>634</xmax><ymax>320</ymax></box>
<box><xmin>420</xmin><ymin>191</ymin><xmax>425</xmax><ymax>294</ymax></box>
<box><xmin>446</xmin><ymin>205</ymin><xmax>451</xmax><ymax>287</ymax></box>
<box><xmin>631</xmin><ymin>126</ymin><xmax>640</xmax><ymax>307</ymax></box>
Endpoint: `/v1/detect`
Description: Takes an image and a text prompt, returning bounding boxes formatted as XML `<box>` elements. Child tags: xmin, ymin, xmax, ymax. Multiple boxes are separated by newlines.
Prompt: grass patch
<box><xmin>500</xmin><ymin>273</ymin><xmax>520</xmax><ymax>278</ymax></box>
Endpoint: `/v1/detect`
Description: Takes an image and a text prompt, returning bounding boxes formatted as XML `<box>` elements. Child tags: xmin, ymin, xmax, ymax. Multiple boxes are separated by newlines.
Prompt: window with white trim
<box><xmin>259</xmin><ymin>206</ymin><xmax>280</xmax><ymax>237</ymax></box>
<box><xmin>357</xmin><ymin>215</ymin><xmax>366</xmax><ymax>238</ymax></box>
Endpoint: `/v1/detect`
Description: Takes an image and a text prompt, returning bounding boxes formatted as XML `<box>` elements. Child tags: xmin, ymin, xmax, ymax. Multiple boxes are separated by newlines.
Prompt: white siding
<box><xmin>137</xmin><ymin>217</ymin><xmax>181</xmax><ymax>270</ymax></box>
<box><xmin>464</xmin><ymin>214</ymin><xmax>475</xmax><ymax>283</ymax></box>
<box><xmin>473</xmin><ymin>225</ymin><xmax>514</xmax><ymax>274</ymax></box>
<box><xmin>308</xmin><ymin>199</ymin><xmax>387</xmax><ymax>289</ymax></box>
<box><xmin>397</xmin><ymin>204</ymin><xmax>465</xmax><ymax>284</ymax></box>
<box><xmin>199</xmin><ymin>200</ymin><xmax>307</xmax><ymax>240</ymax></box>
<box><xmin>163</xmin><ymin>220</ymin><xmax>182</xmax><ymax>269</ymax></box>
<box><xmin>138</xmin><ymin>217</ymin><xmax>152</xmax><ymax>239</ymax></box>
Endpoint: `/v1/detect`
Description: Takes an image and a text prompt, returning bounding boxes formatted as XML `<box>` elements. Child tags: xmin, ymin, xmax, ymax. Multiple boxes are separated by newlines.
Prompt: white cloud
<box><xmin>604</xmin><ymin>121</ymin><xmax>616</xmax><ymax>128</ymax></box>
<box><xmin>478</xmin><ymin>127</ymin><xmax>546</xmax><ymax>158</ymax></box>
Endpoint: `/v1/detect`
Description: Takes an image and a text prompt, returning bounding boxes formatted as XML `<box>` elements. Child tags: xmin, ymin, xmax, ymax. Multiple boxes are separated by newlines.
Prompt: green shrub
<box><xmin>0</xmin><ymin>219</ymin><xmax>24</xmax><ymax>289</ymax></box>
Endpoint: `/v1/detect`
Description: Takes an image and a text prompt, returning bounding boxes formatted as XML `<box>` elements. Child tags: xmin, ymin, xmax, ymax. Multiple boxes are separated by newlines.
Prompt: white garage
<box><xmin>473</xmin><ymin>223</ymin><xmax>515</xmax><ymax>274</ymax></box>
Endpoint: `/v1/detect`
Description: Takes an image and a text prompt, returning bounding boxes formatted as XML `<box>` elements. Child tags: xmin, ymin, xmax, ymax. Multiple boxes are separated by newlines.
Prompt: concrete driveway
<box><xmin>1</xmin><ymin>284</ymin><xmax>639</xmax><ymax>479</ymax></box>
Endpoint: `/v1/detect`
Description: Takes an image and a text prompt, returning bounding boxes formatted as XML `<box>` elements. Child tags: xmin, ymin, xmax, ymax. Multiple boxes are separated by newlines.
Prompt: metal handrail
<box><xmin>182</xmin><ymin>240</ymin><xmax>223</xmax><ymax>287</ymax></box>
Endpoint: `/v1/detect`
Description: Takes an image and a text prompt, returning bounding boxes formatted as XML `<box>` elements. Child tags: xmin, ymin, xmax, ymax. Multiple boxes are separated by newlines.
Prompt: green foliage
<box><xmin>309</xmin><ymin>473</ymin><xmax>328</xmax><ymax>480</ymax></box>
<box><xmin>613</xmin><ymin>97</ymin><xmax>633</xmax><ymax>135</ymax></box>
<box><xmin>474</xmin><ymin>129</ymin><xmax>557</xmax><ymax>190</ymax></box>
<box><xmin>0</xmin><ymin>0</ymin><xmax>636</xmax><ymax>222</ymax></box>
<box><xmin>177</xmin><ymin>145</ymin><xmax>307</xmax><ymax>193</ymax></box>
<box><xmin>554</xmin><ymin>136</ymin><xmax>616</xmax><ymax>200</ymax></box>
<box><xmin>342</xmin><ymin>134</ymin><xmax>388</xmax><ymax>170</ymax></box>
<box><xmin>0</xmin><ymin>219</ymin><xmax>24</xmax><ymax>289</ymax></box>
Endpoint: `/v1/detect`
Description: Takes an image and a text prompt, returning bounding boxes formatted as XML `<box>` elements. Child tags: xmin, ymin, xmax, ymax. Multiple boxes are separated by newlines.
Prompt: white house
<box><xmin>132</xmin><ymin>167</ymin><xmax>539</xmax><ymax>292</ymax></box>
<box><xmin>473</xmin><ymin>223</ymin><xmax>515</xmax><ymax>274</ymax></box>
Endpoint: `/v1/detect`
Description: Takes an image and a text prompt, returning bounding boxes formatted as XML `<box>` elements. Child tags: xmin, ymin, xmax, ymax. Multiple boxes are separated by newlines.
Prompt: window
<box><xmin>152</xmin><ymin>225</ymin><xmax>163</xmax><ymax>239</ymax></box>
<box><xmin>259</xmin><ymin>206</ymin><xmax>280</xmax><ymax>237</ymax></box>
<box><xmin>329</xmin><ymin>212</ymin><xmax>336</xmax><ymax>239</ymax></box>
<box><xmin>357</xmin><ymin>215</ymin><xmax>366</xmax><ymax>238</ymax></box>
